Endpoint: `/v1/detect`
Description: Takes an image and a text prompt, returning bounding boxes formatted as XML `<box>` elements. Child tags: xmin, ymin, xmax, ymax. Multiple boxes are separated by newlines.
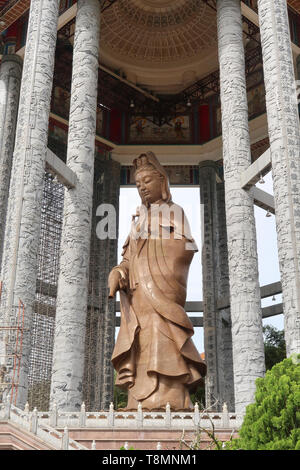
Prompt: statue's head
<box><xmin>133</xmin><ymin>152</ymin><xmax>172</xmax><ymax>207</ymax></box>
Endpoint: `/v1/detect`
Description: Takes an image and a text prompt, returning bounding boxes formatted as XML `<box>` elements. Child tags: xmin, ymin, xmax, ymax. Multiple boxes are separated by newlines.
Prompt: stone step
<box><xmin>0</xmin><ymin>421</ymin><xmax>55</xmax><ymax>450</ymax></box>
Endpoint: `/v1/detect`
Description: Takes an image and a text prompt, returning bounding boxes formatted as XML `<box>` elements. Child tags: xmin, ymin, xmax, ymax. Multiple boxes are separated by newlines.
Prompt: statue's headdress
<box><xmin>133</xmin><ymin>151</ymin><xmax>172</xmax><ymax>203</ymax></box>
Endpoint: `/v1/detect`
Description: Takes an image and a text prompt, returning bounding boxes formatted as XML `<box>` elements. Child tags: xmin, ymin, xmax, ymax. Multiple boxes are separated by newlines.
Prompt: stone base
<box><xmin>66</xmin><ymin>427</ymin><xmax>238</xmax><ymax>450</ymax></box>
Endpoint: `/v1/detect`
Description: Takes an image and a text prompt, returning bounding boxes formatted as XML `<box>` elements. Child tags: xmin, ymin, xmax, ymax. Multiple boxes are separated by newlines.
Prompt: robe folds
<box><xmin>111</xmin><ymin>203</ymin><xmax>206</xmax><ymax>410</ymax></box>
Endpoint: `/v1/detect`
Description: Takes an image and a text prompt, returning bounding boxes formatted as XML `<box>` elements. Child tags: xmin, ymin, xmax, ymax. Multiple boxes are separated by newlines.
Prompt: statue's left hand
<box><xmin>108</xmin><ymin>269</ymin><xmax>122</xmax><ymax>298</ymax></box>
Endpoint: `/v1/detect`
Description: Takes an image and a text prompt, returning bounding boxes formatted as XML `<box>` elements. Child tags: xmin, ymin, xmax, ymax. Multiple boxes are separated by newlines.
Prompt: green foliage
<box><xmin>113</xmin><ymin>371</ymin><xmax>128</xmax><ymax>409</ymax></box>
<box><xmin>114</xmin><ymin>385</ymin><xmax>128</xmax><ymax>409</ymax></box>
<box><xmin>263</xmin><ymin>325</ymin><xmax>286</xmax><ymax>370</ymax></box>
<box><xmin>227</xmin><ymin>356</ymin><xmax>300</xmax><ymax>450</ymax></box>
<box><xmin>190</xmin><ymin>385</ymin><xmax>205</xmax><ymax>408</ymax></box>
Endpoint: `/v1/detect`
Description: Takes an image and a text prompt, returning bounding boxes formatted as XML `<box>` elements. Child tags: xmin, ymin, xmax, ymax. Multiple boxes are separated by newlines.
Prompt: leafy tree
<box><xmin>263</xmin><ymin>325</ymin><xmax>286</xmax><ymax>370</ymax></box>
<box><xmin>227</xmin><ymin>356</ymin><xmax>300</xmax><ymax>450</ymax></box>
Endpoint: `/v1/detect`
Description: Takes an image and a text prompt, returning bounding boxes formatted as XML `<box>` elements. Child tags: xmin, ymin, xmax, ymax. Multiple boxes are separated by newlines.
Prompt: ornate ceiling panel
<box><xmin>100</xmin><ymin>0</ymin><xmax>217</xmax><ymax>65</ymax></box>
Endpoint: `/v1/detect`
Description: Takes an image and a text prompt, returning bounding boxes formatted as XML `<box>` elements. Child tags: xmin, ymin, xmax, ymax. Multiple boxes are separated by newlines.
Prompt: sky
<box><xmin>116</xmin><ymin>170</ymin><xmax>283</xmax><ymax>353</ymax></box>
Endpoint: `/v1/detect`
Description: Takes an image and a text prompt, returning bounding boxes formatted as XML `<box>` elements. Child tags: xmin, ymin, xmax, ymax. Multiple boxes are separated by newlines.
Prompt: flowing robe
<box><xmin>111</xmin><ymin>203</ymin><xmax>206</xmax><ymax>410</ymax></box>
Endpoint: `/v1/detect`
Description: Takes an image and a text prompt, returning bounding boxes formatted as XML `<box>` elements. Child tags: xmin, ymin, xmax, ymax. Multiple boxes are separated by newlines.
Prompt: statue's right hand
<box><xmin>108</xmin><ymin>270</ymin><xmax>122</xmax><ymax>298</ymax></box>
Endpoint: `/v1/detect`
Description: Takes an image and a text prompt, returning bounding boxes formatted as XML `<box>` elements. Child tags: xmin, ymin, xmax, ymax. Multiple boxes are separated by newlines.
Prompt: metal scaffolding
<box><xmin>27</xmin><ymin>172</ymin><xmax>64</xmax><ymax>411</ymax></box>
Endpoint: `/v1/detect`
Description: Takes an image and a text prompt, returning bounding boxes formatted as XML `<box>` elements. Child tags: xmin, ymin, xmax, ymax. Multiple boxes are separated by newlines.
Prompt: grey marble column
<box><xmin>258</xmin><ymin>0</ymin><xmax>300</xmax><ymax>357</ymax></box>
<box><xmin>0</xmin><ymin>0</ymin><xmax>60</xmax><ymax>409</ymax></box>
<box><xmin>217</xmin><ymin>0</ymin><xmax>265</xmax><ymax>414</ymax></box>
<box><xmin>50</xmin><ymin>0</ymin><xmax>101</xmax><ymax>411</ymax></box>
<box><xmin>84</xmin><ymin>158</ymin><xmax>120</xmax><ymax>411</ymax></box>
<box><xmin>0</xmin><ymin>55</ymin><xmax>22</xmax><ymax>267</ymax></box>
<box><xmin>199</xmin><ymin>163</ymin><xmax>235</xmax><ymax>411</ymax></box>
<box><xmin>216</xmin><ymin>182</ymin><xmax>234</xmax><ymax>412</ymax></box>
<box><xmin>199</xmin><ymin>161</ymin><xmax>221</xmax><ymax>410</ymax></box>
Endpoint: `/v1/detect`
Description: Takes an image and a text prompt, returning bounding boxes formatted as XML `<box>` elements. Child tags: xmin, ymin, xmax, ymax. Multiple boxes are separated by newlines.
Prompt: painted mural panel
<box><xmin>128</xmin><ymin>115</ymin><xmax>191</xmax><ymax>144</ymax></box>
<box><xmin>52</xmin><ymin>86</ymin><xmax>70</xmax><ymax>121</ymax></box>
<box><xmin>247</xmin><ymin>83</ymin><xmax>266</xmax><ymax>118</ymax></box>
<box><xmin>121</xmin><ymin>165</ymin><xmax>199</xmax><ymax>186</ymax></box>
<box><xmin>215</xmin><ymin>67</ymin><xmax>265</xmax><ymax>137</ymax></box>
<box><xmin>49</xmin><ymin>119</ymin><xmax>68</xmax><ymax>146</ymax></box>
<box><xmin>51</xmin><ymin>86</ymin><xmax>104</xmax><ymax>136</ymax></box>
<box><xmin>96</xmin><ymin>106</ymin><xmax>104</xmax><ymax>136</ymax></box>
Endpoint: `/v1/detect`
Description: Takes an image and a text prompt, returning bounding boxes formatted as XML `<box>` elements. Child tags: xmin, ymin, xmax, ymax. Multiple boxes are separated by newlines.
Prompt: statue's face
<box><xmin>135</xmin><ymin>169</ymin><xmax>163</xmax><ymax>205</ymax></box>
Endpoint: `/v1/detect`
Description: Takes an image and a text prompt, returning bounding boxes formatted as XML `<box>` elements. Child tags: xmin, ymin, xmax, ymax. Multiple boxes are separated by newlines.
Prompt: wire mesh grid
<box><xmin>27</xmin><ymin>172</ymin><xmax>64</xmax><ymax>411</ymax></box>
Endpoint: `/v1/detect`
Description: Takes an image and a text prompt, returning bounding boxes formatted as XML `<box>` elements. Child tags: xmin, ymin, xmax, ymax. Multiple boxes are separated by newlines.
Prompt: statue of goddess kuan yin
<box><xmin>108</xmin><ymin>152</ymin><xmax>206</xmax><ymax>411</ymax></box>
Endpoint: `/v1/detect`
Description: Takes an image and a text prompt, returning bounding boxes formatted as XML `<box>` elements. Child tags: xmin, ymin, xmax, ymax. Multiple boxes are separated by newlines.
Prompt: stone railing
<box><xmin>35</xmin><ymin>402</ymin><xmax>244</xmax><ymax>431</ymax></box>
<box><xmin>0</xmin><ymin>400</ymin><xmax>89</xmax><ymax>450</ymax></box>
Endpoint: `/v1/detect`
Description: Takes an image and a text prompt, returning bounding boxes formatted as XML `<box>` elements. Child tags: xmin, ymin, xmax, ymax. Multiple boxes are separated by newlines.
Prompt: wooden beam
<box><xmin>260</xmin><ymin>281</ymin><xmax>282</xmax><ymax>299</ymax></box>
<box><xmin>46</xmin><ymin>147</ymin><xmax>77</xmax><ymax>189</ymax></box>
<box><xmin>252</xmin><ymin>186</ymin><xmax>275</xmax><ymax>214</ymax></box>
<box><xmin>240</xmin><ymin>148</ymin><xmax>271</xmax><ymax>189</ymax></box>
<box><xmin>262</xmin><ymin>303</ymin><xmax>283</xmax><ymax>318</ymax></box>
<box><xmin>241</xmin><ymin>2</ymin><xmax>300</xmax><ymax>56</ymax></box>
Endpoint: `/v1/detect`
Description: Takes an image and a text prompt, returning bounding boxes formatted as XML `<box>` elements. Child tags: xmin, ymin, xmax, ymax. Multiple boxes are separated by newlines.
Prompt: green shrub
<box><xmin>227</xmin><ymin>356</ymin><xmax>300</xmax><ymax>450</ymax></box>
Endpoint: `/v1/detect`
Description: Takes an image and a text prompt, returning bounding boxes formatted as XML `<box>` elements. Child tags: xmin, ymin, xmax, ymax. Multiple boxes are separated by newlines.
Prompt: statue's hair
<box><xmin>134</xmin><ymin>164</ymin><xmax>162</xmax><ymax>179</ymax></box>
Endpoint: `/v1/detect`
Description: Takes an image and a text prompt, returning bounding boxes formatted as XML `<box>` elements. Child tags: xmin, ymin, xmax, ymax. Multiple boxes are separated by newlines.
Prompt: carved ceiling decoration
<box><xmin>0</xmin><ymin>0</ymin><xmax>297</xmax><ymax>120</ymax></box>
<box><xmin>100</xmin><ymin>0</ymin><xmax>119</xmax><ymax>13</ymax></box>
<box><xmin>100</xmin><ymin>0</ymin><xmax>218</xmax><ymax>65</ymax></box>
<box><xmin>54</xmin><ymin>33</ymin><xmax>263</xmax><ymax>127</ymax></box>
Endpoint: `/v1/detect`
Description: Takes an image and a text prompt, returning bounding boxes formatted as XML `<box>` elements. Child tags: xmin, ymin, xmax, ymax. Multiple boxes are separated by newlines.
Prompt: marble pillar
<box><xmin>50</xmin><ymin>0</ymin><xmax>101</xmax><ymax>411</ymax></box>
<box><xmin>199</xmin><ymin>163</ymin><xmax>234</xmax><ymax>411</ymax></box>
<box><xmin>217</xmin><ymin>0</ymin><xmax>265</xmax><ymax>414</ymax></box>
<box><xmin>216</xmin><ymin>182</ymin><xmax>235</xmax><ymax>412</ymax></box>
<box><xmin>258</xmin><ymin>0</ymin><xmax>300</xmax><ymax>357</ymax></box>
<box><xmin>0</xmin><ymin>55</ymin><xmax>22</xmax><ymax>267</ymax></box>
<box><xmin>297</xmin><ymin>55</ymin><xmax>300</xmax><ymax>117</ymax></box>
<box><xmin>199</xmin><ymin>161</ymin><xmax>221</xmax><ymax>410</ymax></box>
<box><xmin>0</xmin><ymin>0</ymin><xmax>60</xmax><ymax>409</ymax></box>
<box><xmin>84</xmin><ymin>158</ymin><xmax>120</xmax><ymax>411</ymax></box>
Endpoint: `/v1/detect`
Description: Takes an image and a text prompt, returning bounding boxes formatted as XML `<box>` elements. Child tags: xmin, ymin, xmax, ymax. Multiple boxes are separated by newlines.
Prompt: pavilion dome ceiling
<box><xmin>100</xmin><ymin>0</ymin><xmax>219</xmax><ymax>93</ymax></box>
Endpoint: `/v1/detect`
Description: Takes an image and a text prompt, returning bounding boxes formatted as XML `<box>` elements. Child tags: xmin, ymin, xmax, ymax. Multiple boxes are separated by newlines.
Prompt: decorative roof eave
<box><xmin>287</xmin><ymin>0</ymin><xmax>300</xmax><ymax>15</ymax></box>
<box><xmin>0</xmin><ymin>0</ymin><xmax>30</xmax><ymax>34</ymax></box>
<box><xmin>1</xmin><ymin>0</ymin><xmax>300</xmax><ymax>34</ymax></box>
<box><xmin>0</xmin><ymin>0</ymin><xmax>117</xmax><ymax>34</ymax></box>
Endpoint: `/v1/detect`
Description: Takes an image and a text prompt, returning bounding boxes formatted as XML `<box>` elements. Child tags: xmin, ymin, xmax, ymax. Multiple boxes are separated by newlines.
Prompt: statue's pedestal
<box><xmin>66</xmin><ymin>427</ymin><xmax>238</xmax><ymax>450</ymax></box>
<box><xmin>0</xmin><ymin>403</ymin><xmax>241</xmax><ymax>450</ymax></box>
<box><xmin>42</xmin><ymin>408</ymin><xmax>242</xmax><ymax>449</ymax></box>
